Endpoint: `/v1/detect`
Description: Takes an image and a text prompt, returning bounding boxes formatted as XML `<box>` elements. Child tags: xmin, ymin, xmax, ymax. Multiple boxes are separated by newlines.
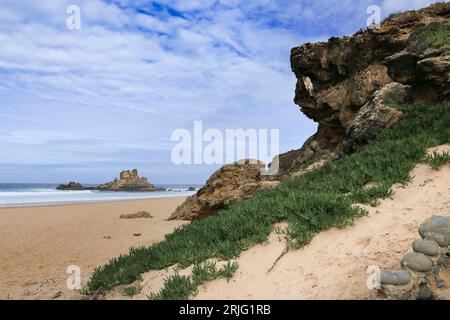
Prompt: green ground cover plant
<box><xmin>85</xmin><ymin>101</ymin><xmax>450</xmax><ymax>297</ymax></box>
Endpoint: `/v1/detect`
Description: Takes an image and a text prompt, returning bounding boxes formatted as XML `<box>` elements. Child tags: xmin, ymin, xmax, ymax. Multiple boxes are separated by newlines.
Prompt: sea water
<box><xmin>0</xmin><ymin>183</ymin><xmax>199</xmax><ymax>207</ymax></box>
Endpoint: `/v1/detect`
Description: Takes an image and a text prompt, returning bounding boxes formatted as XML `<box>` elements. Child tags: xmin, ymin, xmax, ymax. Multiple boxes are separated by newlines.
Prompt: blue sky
<box><xmin>0</xmin><ymin>0</ymin><xmax>444</xmax><ymax>184</ymax></box>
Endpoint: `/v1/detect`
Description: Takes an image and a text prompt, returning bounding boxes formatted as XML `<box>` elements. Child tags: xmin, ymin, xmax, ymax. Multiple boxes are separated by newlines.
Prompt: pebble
<box><xmin>417</xmin><ymin>285</ymin><xmax>433</xmax><ymax>300</ymax></box>
<box><xmin>436</xmin><ymin>279</ymin><xmax>446</xmax><ymax>288</ymax></box>
<box><xmin>401</xmin><ymin>252</ymin><xmax>433</xmax><ymax>272</ymax></box>
<box><xmin>418</xmin><ymin>216</ymin><xmax>450</xmax><ymax>247</ymax></box>
<box><xmin>412</xmin><ymin>239</ymin><xmax>440</xmax><ymax>256</ymax></box>
<box><xmin>397</xmin><ymin>291</ymin><xmax>411</xmax><ymax>300</ymax></box>
<box><xmin>380</xmin><ymin>270</ymin><xmax>411</xmax><ymax>285</ymax></box>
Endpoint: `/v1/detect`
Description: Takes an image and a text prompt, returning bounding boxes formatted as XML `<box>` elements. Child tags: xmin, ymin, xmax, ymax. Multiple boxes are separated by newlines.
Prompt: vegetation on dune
<box><xmin>149</xmin><ymin>260</ymin><xmax>239</xmax><ymax>300</ymax></box>
<box><xmin>409</xmin><ymin>22</ymin><xmax>450</xmax><ymax>52</ymax></box>
<box><xmin>85</xmin><ymin>101</ymin><xmax>450</xmax><ymax>298</ymax></box>
<box><xmin>426</xmin><ymin>151</ymin><xmax>450</xmax><ymax>170</ymax></box>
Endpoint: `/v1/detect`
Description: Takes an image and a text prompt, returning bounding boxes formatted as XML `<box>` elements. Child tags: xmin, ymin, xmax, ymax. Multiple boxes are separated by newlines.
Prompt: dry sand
<box><xmin>0</xmin><ymin>196</ymin><xmax>187</xmax><ymax>300</ymax></box>
<box><xmin>136</xmin><ymin>145</ymin><xmax>450</xmax><ymax>300</ymax></box>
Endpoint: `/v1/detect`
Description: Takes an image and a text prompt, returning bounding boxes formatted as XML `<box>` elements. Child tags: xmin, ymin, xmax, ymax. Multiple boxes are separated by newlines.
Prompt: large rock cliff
<box><xmin>170</xmin><ymin>2</ymin><xmax>450</xmax><ymax>220</ymax></box>
<box><xmin>281</xmin><ymin>2</ymin><xmax>450</xmax><ymax>171</ymax></box>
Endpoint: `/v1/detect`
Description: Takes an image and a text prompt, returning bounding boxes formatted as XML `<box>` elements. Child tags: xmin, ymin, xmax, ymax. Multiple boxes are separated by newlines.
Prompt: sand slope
<box><xmin>190</xmin><ymin>145</ymin><xmax>450</xmax><ymax>299</ymax></box>
<box><xmin>0</xmin><ymin>197</ymin><xmax>187</xmax><ymax>300</ymax></box>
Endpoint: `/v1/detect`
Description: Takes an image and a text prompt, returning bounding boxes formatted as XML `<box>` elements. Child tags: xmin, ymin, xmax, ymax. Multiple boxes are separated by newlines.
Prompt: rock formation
<box><xmin>57</xmin><ymin>169</ymin><xmax>160</xmax><ymax>192</ymax></box>
<box><xmin>281</xmin><ymin>2</ymin><xmax>450</xmax><ymax>171</ymax></box>
<box><xmin>169</xmin><ymin>160</ymin><xmax>279</xmax><ymax>220</ymax></box>
<box><xmin>56</xmin><ymin>181</ymin><xmax>86</xmax><ymax>191</ymax></box>
<box><xmin>379</xmin><ymin>216</ymin><xmax>450</xmax><ymax>300</ymax></box>
<box><xmin>170</xmin><ymin>3</ymin><xmax>450</xmax><ymax>220</ymax></box>
<box><xmin>97</xmin><ymin>169</ymin><xmax>157</xmax><ymax>192</ymax></box>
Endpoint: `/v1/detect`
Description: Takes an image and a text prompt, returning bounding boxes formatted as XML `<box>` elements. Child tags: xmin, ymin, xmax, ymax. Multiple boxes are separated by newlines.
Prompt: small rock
<box><xmin>397</xmin><ymin>291</ymin><xmax>412</xmax><ymax>300</ymax></box>
<box><xmin>52</xmin><ymin>291</ymin><xmax>63</xmax><ymax>299</ymax></box>
<box><xmin>418</xmin><ymin>216</ymin><xmax>450</xmax><ymax>247</ymax></box>
<box><xmin>417</xmin><ymin>285</ymin><xmax>433</xmax><ymax>300</ymax></box>
<box><xmin>436</xmin><ymin>279</ymin><xmax>446</xmax><ymax>288</ymax></box>
<box><xmin>412</xmin><ymin>239</ymin><xmax>440</xmax><ymax>256</ymax></box>
<box><xmin>437</xmin><ymin>255</ymin><xmax>446</xmax><ymax>266</ymax></box>
<box><xmin>120</xmin><ymin>211</ymin><xmax>153</xmax><ymax>219</ymax></box>
<box><xmin>432</xmin><ymin>266</ymin><xmax>440</xmax><ymax>274</ymax></box>
<box><xmin>401</xmin><ymin>252</ymin><xmax>433</xmax><ymax>272</ymax></box>
<box><xmin>380</xmin><ymin>270</ymin><xmax>411</xmax><ymax>285</ymax></box>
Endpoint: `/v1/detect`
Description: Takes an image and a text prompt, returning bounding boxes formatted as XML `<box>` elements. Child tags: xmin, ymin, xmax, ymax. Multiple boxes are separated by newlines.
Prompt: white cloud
<box><xmin>0</xmin><ymin>0</ymin><xmax>444</xmax><ymax>183</ymax></box>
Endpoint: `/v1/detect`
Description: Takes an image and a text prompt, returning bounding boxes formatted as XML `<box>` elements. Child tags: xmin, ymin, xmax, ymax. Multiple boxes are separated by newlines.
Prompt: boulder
<box><xmin>418</xmin><ymin>216</ymin><xmax>450</xmax><ymax>247</ymax></box>
<box><xmin>380</xmin><ymin>270</ymin><xmax>411</xmax><ymax>285</ymax></box>
<box><xmin>401</xmin><ymin>252</ymin><xmax>433</xmax><ymax>273</ymax></box>
<box><xmin>412</xmin><ymin>239</ymin><xmax>440</xmax><ymax>256</ymax></box>
<box><xmin>341</xmin><ymin>82</ymin><xmax>410</xmax><ymax>154</ymax></box>
<box><xmin>169</xmin><ymin>160</ymin><xmax>279</xmax><ymax>220</ymax></box>
<box><xmin>97</xmin><ymin>169</ymin><xmax>157</xmax><ymax>192</ymax></box>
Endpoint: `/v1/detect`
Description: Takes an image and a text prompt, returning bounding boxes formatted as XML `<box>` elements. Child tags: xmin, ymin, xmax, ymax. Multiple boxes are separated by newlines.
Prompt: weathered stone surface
<box><xmin>412</xmin><ymin>239</ymin><xmax>440</xmax><ymax>256</ymax></box>
<box><xmin>281</xmin><ymin>2</ymin><xmax>450</xmax><ymax>172</ymax></box>
<box><xmin>97</xmin><ymin>169</ymin><xmax>157</xmax><ymax>192</ymax></box>
<box><xmin>418</xmin><ymin>216</ymin><xmax>450</xmax><ymax>247</ymax></box>
<box><xmin>383</xmin><ymin>51</ymin><xmax>418</xmax><ymax>84</ymax></box>
<box><xmin>380</xmin><ymin>270</ymin><xmax>411</xmax><ymax>285</ymax></box>
<box><xmin>401</xmin><ymin>252</ymin><xmax>433</xmax><ymax>272</ymax></box>
<box><xmin>169</xmin><ymin>160</ymin><xmax>280</xmax><ymax>220</ymax></box>
<box><xmin>416</xmin><ymin>55</ymin><xmax>450</xmax><ymax>100</ymax></box>
<box><xmin>342</xmin><ymin>82</ymin><xmax>409</xmax><ymax>154</ymax></box>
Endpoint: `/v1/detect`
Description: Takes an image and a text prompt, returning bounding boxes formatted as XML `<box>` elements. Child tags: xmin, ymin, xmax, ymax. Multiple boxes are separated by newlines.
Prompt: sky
<box><xmin>0</xmin><ymin>0</ymin><xmax>445</xmax><ymax>184</ymax></box>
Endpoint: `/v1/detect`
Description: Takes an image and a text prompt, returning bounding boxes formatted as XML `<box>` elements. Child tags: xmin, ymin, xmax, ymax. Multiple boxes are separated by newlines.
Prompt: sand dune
<box><xmin>191</xmin><ymin>146</ymin><xmax>450</xmax><ymax>299</ymax></box>
<box><xmin>134</xmin><ymin>145</ymin><xmax>450</xmax><ymax>300</ymax></box>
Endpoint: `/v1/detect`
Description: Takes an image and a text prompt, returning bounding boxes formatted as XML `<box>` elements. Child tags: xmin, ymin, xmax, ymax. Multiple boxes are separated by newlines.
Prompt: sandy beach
<box><xmin>0</xmin><ymin>196</ymin><xmax>187</xmax><ymax>300</ymax></box>
<box><xmin>1</xmin><ymin>146</ymin><xmax>449</xmax><ymax>300</ymax></box>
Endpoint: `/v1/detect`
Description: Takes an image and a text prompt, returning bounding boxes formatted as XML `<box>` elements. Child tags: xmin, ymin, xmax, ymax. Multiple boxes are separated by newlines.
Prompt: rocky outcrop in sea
<box><xmin>57</xmin><ymin>169</ymin><xmax>162</xmax><ymax>192</ymax></box>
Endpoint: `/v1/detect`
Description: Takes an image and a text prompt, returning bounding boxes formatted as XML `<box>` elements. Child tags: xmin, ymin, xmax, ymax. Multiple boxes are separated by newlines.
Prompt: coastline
<box><xmin>0</xmin><ymin>196</ymin><xmax>188</xmax><ymax>300</ymax></box>
<box><xmin>0</xmin><ymin>192</ymin><xmax>195</xmax><ymax>209</ymax></box>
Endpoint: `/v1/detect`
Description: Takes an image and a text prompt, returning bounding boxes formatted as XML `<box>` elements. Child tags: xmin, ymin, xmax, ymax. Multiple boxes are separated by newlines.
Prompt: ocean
<box><xmin>0</xmin><ymin>183</ymin><xmax>200</xmax><ymax>207</ymax></box>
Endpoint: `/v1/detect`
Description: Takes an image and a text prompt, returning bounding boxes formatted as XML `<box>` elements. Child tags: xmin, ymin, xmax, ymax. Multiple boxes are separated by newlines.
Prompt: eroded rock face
<box><xmin>97</xmin><ymin>169</ymin><xmax>156</xmax><ymax>191</ymax></box>
<box><xmin>169</xmin><ymin>160</ymin><xmax>279</xmax><ymax>220</ymax></box>
<box><xmin>281</xmin><ymin>2</ymin><xmax>450</xmax><ymax>172</ymax></box>
<box><xmin>170</xmin><ymin>3</ymin><xmax>450</xmax><ymax>220</ymax></box>
<box><xmin>342</xmin><ymin>82</ymin><xmax>410</xmax><ymax>153</ymax></box>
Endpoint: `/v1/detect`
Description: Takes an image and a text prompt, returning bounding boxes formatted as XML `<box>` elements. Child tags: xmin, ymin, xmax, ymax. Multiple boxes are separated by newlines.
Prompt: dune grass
<box><xmin>409</xmin><ymin>22</ymin><xmax>450</xmax><ymax>52</ymax></box>
<box><xmin>85</xmin><ymin>101</ymin><xmax>450</xmax><ymax>296</ymax></box>
<box><xmin>149</xmin><ymin>260</ymin><xmax>239</xmax><ymax>300</ymax></box>
<box><xmin>426</xmin><ymin>151</ymin><xmax>450</xmax><ymax>170</ymax></box>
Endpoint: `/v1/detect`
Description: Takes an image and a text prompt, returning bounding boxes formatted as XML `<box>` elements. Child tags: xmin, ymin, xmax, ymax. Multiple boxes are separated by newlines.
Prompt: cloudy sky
<box><xmin>0</xmin><ymin>0</ymin><xmax>443</xmax><ymax>184</ymax></box>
